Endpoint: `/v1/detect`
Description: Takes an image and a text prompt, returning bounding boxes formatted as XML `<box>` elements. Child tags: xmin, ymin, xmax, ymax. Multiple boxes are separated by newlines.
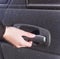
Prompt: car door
<box><xmin>0</xmin><ymin>0</ymin><xmax>60</xmax><ymax>59</ymax></box>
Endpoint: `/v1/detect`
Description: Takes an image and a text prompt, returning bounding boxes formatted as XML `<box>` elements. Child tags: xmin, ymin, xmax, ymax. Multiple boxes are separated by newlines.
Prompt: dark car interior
<box><xmin>0</xmin><ymin>0</ymin><xmax>60</xmax><ymax>59</ymax></box>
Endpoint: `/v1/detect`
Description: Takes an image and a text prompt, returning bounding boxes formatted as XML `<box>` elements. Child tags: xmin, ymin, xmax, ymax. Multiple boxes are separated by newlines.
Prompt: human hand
<box><xmin>3</xmin><ymin>26</ymin><xmax>35</xmax><ymax>48</ymax></box>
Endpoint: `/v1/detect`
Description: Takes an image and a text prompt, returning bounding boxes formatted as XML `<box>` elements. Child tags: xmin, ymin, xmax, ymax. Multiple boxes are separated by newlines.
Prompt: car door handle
<box><xmin>14</xmin><ymin>24</ymin><xmax>51</xmax><ymax>47</ymax></box>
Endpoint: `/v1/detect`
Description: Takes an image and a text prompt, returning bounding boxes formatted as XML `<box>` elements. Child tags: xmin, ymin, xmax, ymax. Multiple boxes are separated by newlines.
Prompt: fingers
<box><xmin>20</xmin><ymin>37</ymin><xmax>32</xmax><ymax>47</ymax></box>
<box><xmin>15</xmin><ymin>45</ymin><xmax>26</xmax><ymax>48</ymax></box>
<box><xmin>15</xmin><ymin>41</ymin><xmax>32</xmax><ymax>48</ymax></box>
<box><xmin>15</xmin><ymin>37</ymin><xmax>32</xmax><ymax>48</ymax></box>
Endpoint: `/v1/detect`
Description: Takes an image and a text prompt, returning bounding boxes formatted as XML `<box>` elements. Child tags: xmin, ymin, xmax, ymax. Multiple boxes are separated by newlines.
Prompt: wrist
<box><xmin>0</xmin><ymin>24</ymin><xmax>6</xmax><ymax>39</ymax></box>
<box><xmin>3</xmin><ymin>26</ymin><xmax>9</xmax><ymax>39</ymax></box>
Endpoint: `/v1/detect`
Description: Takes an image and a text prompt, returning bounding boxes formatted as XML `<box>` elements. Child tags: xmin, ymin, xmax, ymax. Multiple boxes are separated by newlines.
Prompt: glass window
<box><xmin>28</xmin><ymin>0</ymin><xmax>60</xmax><ymax>4</ymax></box>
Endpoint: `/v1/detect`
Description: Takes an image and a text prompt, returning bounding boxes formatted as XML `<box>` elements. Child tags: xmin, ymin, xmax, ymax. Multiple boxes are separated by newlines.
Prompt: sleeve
<box><xmin>0</xmin><ymin>21</ymin><xmax>6</xmax><ymax>39</ymax></box>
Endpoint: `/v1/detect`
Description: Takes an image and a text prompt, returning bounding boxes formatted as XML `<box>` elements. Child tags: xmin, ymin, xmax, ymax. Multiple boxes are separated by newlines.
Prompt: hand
<box><xmin>3</xmin><ymin>26</ymin><xmax>35</xmax><ymax>48</ymax></box>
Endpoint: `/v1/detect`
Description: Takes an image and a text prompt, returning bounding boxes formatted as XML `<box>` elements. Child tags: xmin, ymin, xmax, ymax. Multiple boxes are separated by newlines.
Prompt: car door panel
<box><xmin>2</xmin><ymin>9</ymin><xmax>60</xmax><ymax>55</ymax></box>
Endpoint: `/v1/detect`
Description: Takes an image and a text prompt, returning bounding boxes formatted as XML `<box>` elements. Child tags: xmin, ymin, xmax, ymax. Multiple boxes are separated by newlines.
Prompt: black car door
<box><xmin>0</xmin><ymin>0</ymin><xmax>60</xmax><ymax>59</ymax></box>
